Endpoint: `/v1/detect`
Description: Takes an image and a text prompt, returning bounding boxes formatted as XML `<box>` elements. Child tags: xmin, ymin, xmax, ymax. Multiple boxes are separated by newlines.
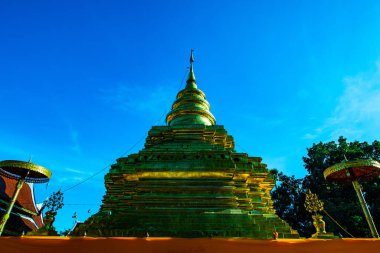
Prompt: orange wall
<box><xmin>1</xmin><ymin>237</ymin><xmax>379</xmax><ymax>253</ymax></box>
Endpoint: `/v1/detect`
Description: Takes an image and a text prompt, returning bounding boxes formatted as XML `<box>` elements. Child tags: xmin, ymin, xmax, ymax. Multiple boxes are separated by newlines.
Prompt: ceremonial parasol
<box><xmin>0</xmin><ymin>160</ymin><xmax>51</xmax><ymax>236</ymax></box>
<box><xmin>324</xmin><ymin>159</ymin><xmax>380</xmax><ymax>238</ymax></box>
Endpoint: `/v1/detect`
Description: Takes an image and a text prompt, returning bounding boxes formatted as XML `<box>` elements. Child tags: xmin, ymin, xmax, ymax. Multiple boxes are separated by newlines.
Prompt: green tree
<box><xmin>43</xmin><ymin>190</ymin><xmax>64</xmax><ymax>215</ymax></box>
<box><xmin>272</xmin><ymin>137</ymin><xmax>380</xmax><ymax>238</ymax></box>
<box><xmin>271</xmin><ymin>170</ymin><xmax>312</xmax><ymax>236</ymax></box>
<box><xmin>42</xmin><ymin>190</ymin><xmax>64</xmax><ymax>233</ymax></box>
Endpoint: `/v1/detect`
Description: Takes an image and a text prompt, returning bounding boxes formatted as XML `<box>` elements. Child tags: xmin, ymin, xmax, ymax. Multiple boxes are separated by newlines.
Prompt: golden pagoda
<box><xmin>83</xmin><ymin>51</ymin><xmax>299</xmax><ymax>238</ymax></box>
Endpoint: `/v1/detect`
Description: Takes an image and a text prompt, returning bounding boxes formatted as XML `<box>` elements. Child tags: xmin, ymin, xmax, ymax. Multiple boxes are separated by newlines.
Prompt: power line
<box><xmin>323</xmin><ymin>209</ymin><xmax>355</xmax><ymax>238</ymax></box>
<box><xmin>63</xmin><ymin>204</ymin><xmax>100</xmax><ymax>206</ymax></box>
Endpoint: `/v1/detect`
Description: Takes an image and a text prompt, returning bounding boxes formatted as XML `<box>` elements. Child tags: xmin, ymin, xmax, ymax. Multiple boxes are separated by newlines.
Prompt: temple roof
<box><xmin>0</xmin><ymin>175</ymin><xmax>43</xmax><ymax>235</ymax></box>
<box><xmin>0</xmin><ymin>175</ymin><xmax>40</xmax><ymax>215</ymax></box>
<box><xmin>165</xmin><ymin>50</ymin><xmax>216</xmax><ymax>126</ymax></box>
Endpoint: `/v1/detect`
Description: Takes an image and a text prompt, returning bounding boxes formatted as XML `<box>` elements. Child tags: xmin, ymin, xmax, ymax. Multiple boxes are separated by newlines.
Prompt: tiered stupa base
<box><xmin>81</xmin><ymin>125</ymin><xmax>298</xmax><ymax>239</ymax></box>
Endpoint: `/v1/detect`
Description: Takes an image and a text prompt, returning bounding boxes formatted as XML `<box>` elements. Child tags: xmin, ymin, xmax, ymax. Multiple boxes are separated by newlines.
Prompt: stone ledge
<box><xmin>1</xmin><ymin>237</ymin><xmax>379</xmax><ymax>253</ymax></box>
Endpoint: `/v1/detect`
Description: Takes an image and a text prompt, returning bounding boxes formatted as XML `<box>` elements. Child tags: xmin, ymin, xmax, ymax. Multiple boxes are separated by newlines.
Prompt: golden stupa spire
<box><xmin>186</xmin><ymin>49</ymin><xmax>197</xmax><ymax>89</ymax></box>
<box><xmin>165</xmin><ymin>50</ymin><xmax>216</xmax><ymax>126</ymax></box>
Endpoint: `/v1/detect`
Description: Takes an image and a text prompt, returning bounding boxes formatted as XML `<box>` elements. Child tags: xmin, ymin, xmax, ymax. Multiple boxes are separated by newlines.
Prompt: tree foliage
<box><xmin>43</xmin><ymin>190</ymin><xmax>64</xmax><ymax>215</ymax></box>
<box><xmin>271</xmin><ymin>137</ymin><xmax>380</xmax><ymax>237</ymax></box>
<box><xmin>271</xmin><ymin>170</ymin><xmax>312</xmax><ymax>236</ymax></box>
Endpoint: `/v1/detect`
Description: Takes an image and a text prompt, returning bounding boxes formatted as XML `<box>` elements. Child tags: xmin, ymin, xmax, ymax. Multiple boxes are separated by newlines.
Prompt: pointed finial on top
<box><xmin>190</xmin><ymin>49</ymin><xmax>194</xmax><ymax>65</ymax></box>
<box><xmin>186</xmin><ymin>49</ymin><xmax>197</xmax><ymax>89</ymax></box>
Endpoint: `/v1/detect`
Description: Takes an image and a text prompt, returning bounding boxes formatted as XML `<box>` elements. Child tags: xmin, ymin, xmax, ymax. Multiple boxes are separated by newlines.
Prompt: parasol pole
<box><xmin>351</xmin><ymin>180</ymin><xmax>379</xmax><ymax>238</ymax></box>
<box><xmin>0</xmin><ymin>171</ymin><xmax>29</xmax><ymax>236</ymax></box>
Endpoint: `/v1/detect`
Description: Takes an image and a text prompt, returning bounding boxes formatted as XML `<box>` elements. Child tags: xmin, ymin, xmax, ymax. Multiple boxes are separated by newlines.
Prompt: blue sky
<box><xmin>1</xmin><ymin>0</ymin><xmax>380</xmax><ymax>232</ymax></box>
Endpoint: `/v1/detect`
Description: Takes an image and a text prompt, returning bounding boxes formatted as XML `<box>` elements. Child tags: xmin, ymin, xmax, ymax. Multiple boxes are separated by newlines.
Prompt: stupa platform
<box><xmin>0</xmin><ymin>237</ymin><xmax>379</xmax><ymax>253</ymax></box>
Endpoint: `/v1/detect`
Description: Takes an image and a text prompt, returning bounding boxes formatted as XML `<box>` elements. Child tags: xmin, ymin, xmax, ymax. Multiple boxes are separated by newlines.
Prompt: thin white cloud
<box><xmin>64</xmin><ymin>167</ymin><xmax>90</xmax><ymax>175</ymax></box>
<box><xmin>100</xmin><ymin>83</ymin><xmax>177</xmax><ymax>118</ymax></box>
<box><xmin>307</xmin><ymin>61</ymin><xmax>380</xmax><ymax>141</ymax></box>
<box><xmin>55</xmin><ymin>176</ymin><xmax>83</xmax><ymax>183</ymax></box>
<box><xmin>303</xmin><ymin>133</ymin><xmax>317</xmax><ymax>140</ymax></box>
<box><xmin>328</xmin><ymin>62</ymin><xmax>380</xmax><ymax>140</ymax></box>
<box><xmin>69</xmin><ymin>128</ymin><xmax>81</xmax><ymax>154</ymax></box>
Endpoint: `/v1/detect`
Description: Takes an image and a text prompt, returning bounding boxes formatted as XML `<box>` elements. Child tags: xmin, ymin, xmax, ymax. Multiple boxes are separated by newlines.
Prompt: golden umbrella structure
<box><xmin>324</xmin><ymin>159</ymin><xmax>380</xmax><ymax>238</ymax></box>
<box><xmin>0</xmin><ymin>160</ymin><xmax>51</xmax><ymax>236</ymax></box>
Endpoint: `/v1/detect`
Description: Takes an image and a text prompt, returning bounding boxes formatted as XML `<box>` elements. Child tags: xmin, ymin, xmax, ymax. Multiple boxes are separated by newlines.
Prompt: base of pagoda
<box><xmin>312</xmin><ymin>232</ymin><xmax>338</xmax><ymax>239</ymax></box>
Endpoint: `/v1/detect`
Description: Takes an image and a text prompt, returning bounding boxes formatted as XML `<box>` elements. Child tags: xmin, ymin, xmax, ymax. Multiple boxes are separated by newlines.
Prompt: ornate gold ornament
<box><xmin>304</xmin><ymin>190</ymin><xmax>324</xmax><ymax>214</ymax></box>
<box><xmin>304</xmin><ymin>190</ymin><xmax>336</xmax><ymax>238</ymax></box>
